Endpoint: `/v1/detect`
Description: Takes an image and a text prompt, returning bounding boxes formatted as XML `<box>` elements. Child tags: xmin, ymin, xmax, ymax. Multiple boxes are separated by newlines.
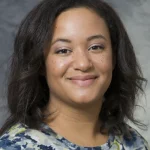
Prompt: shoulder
<box><xmin>112</xmin><ymin>125</ymin><xmax>150</xmax><ymax>150</ymax></box>
<box><xmin>0</xmin><ymin>123</ymin><xmax>56</xmax><ymax>150</ymax></box>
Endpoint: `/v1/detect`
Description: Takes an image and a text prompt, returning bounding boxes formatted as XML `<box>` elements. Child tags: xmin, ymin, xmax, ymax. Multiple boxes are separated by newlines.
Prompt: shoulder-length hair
<box><xmin>0</xmin><ymin>0</ymin><xmax>147</xmax><ymax>136</ymax></box>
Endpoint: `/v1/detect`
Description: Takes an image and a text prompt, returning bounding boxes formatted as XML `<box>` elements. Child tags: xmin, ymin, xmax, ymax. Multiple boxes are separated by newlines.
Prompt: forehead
<box><xmin>52</xmin><ymin>7</ymin><xmax>110</xmax><ymax>41</ymax></box>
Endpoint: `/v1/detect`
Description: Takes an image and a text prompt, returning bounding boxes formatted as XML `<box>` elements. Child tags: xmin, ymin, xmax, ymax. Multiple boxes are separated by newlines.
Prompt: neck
<box><xmin>44</xmin><ymin>98</ymin><xmax>108</xmax><ymax>147</ymax></box>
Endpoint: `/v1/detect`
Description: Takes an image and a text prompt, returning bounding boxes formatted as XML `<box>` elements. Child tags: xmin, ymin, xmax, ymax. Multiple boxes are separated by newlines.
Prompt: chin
<box><xmin>70</xmin><ymin>96</ymin><xmax>101</xmax><ymax>106</ymax></box>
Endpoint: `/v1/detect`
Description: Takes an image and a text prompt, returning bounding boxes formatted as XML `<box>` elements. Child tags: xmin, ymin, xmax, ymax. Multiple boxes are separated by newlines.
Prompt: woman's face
<box><xmin>45</xmin><ymin>7</ymin><xmax>113</xmax><ymax>107</ymax></box>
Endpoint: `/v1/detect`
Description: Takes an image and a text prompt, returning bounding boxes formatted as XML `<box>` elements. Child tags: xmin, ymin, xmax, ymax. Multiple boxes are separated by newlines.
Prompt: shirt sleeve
<box><xmin>0</xmin><ymin>124</ymin><xmax>36</xmax><ymax>150</ymax></box>
<box><xmin>143</xmin><ymin>138</ymin><xmax>150</xmax><ymax>150</ymax></box>
<box><xmin>0</xmin><ymin>135</ymin><xmax>26</xmax><ymax>150</ymax></box>
<box><xmin>125</xmin><ymin>125</ymin><xmax>150</xmax><ymax>150</ymax></box>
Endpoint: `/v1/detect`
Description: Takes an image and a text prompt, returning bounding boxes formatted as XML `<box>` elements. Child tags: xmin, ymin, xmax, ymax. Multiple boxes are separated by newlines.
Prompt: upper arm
<box><xmin>124</xmin><ymin>126</ymin><xmax>150</xmax><ymax>150</ymax></box>
<box><xmin>143</xmin><ymin>139</ymin><xmax>150</xmax><ymax>150</ymax></box>
<box><xmin>0</xmin><ymin>131</ymin><xmax>39</xmax><ymax>150</ymax></box>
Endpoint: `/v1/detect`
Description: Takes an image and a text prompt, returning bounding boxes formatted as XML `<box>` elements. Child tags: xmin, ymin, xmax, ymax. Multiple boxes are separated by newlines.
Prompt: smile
<box><xmin>68</xmin><ymin>75</ymin><xmax>98</xmax><ymax>87</ymax></box>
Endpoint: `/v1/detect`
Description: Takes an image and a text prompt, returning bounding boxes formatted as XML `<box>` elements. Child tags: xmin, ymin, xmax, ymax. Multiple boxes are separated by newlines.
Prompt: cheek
<box><xmin>94</xmin><ymin>53</ymin><xmax>113</xmax><ymax>73</ymax></box>
<box><xmin>45</xmin><ymin>56</ymin><xmax>70</xmax><ymax>77</ymax></box>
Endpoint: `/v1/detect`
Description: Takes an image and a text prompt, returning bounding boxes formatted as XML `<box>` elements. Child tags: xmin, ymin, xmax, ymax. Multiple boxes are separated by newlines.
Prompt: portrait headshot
<box><xmin>0</xmin><ymin>0</ymin><xmax>149</xmax><ymax>149</ymax></box>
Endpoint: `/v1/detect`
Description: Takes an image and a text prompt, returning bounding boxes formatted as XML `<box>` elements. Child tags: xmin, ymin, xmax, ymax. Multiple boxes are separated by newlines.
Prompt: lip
<box><xmin>69</xmin><ymin>75</ymin><xmax>98</xmax><ymax>80</ymax></box>
<box><xmin>68</xmin><ymin>75</ymin><xmax>98</xmax><ymax>87</ymax></box>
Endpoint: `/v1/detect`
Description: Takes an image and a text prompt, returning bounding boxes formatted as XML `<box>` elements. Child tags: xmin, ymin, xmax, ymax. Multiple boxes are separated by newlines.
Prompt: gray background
<box><xmin>0</xmin><ymin>0</ymin><xmax>150</xmax><ymax>142</ymax></box>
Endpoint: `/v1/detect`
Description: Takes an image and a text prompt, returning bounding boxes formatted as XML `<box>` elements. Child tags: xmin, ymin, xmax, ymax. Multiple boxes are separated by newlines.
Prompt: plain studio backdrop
<box><xmin>0</xmin><ymin>0</ymin><xmax>150</xmax><ymax>142</ymax></box>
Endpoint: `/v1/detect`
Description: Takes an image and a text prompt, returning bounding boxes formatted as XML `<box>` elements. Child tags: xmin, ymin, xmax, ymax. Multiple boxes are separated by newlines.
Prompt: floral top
<box><xmin>0</xmin><ymin>123</ymin><xmax>149</xmax><ymax>150</ymax></box>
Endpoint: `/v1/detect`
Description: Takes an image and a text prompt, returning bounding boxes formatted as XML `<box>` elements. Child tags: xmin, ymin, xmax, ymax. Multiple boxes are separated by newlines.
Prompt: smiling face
<box><xmin>45</xmin><ymin>7</ymin><xmax>113</xmax><ymax>108</ymax></box>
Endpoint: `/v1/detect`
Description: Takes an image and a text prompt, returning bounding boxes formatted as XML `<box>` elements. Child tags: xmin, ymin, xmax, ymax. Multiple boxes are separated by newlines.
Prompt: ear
<box><xmin>39</xmin><ymin>66</ymin><xmax>46</xmax><ymax>77</ymax></box>
<box><xmin>112</xmin><ymin>54</ymin><xmax>116</xmax><ymax>70</ymax></box>
<box><xmin>40</xmin><ymin>72</ymin><xmax>46</xmax><ymax>76</ymax></box>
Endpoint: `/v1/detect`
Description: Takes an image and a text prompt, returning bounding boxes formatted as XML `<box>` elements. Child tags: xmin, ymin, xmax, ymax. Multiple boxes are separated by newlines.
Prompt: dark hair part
<box><xmin>0</xmin><ymin>0</ymin><xmax>147</xmax><ymax>136</ymax></box>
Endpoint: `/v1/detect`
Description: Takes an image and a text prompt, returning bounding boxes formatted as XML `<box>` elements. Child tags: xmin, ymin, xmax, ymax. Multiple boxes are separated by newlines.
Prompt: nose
<box><xmin>73</xmin><ymin>49</ymin><xmax>93</xmax><ymax>71</ymax></box>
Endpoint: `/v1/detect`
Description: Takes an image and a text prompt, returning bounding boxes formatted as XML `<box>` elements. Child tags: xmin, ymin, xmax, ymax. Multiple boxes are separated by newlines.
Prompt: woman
<box><xmin>0</xmin><ymin>0</ymin><xmax>149</xmax><ymax>149</ymax></box>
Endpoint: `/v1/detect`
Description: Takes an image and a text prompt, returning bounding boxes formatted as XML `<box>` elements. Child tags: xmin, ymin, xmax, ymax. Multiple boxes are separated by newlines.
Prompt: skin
<box><xmin>44</xmin><ymin>7</ymin><xmax>113</xmax><ymax>147</ymax></box>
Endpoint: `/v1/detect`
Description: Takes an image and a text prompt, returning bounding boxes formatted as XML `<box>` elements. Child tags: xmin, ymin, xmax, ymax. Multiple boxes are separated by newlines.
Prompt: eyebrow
<box><xmin>51</xmin><ymin>34</ymin><xmax>107</xmax><ymax>45</ymax></box>
<box><xmin>87</xmin><ymin>34</ymin><xmax>107</xmax><ymax>41</ymax></box>
<box><xmin>51</xmin><ymin>39</ymin><xmax>71</xmax><ymax>45</ymax></box>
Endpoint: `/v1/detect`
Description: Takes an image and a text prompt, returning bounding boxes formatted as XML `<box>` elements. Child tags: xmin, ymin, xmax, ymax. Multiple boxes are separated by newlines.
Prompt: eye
<box><xmin>88</xmin><ymin>45</ymin><xmax>105</xmax><ymax>51</ymax></box>
<box><xmin>55</xmin><ymin>49</ymin><xmax>72</xmax><ymax>54</ymax></box>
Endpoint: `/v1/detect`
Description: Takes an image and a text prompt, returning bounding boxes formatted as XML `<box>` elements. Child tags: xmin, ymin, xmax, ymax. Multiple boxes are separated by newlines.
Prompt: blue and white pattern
<box><xmin>0</xmin><ymin>123</ymin><xmax>149</xmax><ymax>150</ymax></box>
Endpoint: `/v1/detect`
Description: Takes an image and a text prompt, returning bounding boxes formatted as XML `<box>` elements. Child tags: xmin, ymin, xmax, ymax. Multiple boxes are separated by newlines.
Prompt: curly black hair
<box><xmin>0</xmin><ymin>0</ymin><xmax>147</xmax><ymax>136</ymax></box>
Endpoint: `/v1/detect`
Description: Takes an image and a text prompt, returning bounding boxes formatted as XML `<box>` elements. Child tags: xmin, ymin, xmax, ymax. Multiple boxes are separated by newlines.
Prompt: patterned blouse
<box><xmin>0</xmin><ymin>123</ymin><xmax>149</xmax><ymax>150</ymax></box>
